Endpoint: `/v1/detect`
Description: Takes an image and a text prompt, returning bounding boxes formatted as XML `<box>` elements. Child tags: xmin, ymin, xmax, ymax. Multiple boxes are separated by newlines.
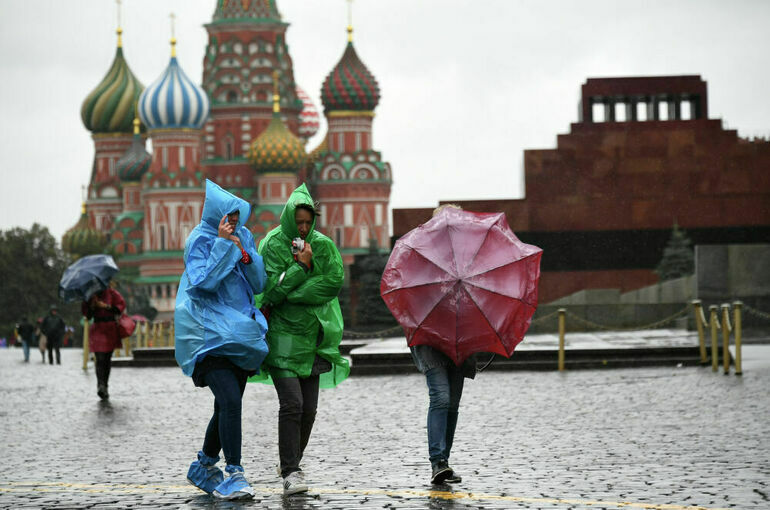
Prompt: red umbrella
<box><xmin>380</xmin><ymin>207</ymin><xmax>542</xmax><ymax>365</ymax></box>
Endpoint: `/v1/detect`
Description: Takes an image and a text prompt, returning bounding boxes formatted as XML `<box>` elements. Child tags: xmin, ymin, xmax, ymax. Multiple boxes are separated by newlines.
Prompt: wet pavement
<box><xmin>1</xmin><ymin>345</ymin><xmax>769</xmax><ymax>509</ymax></box>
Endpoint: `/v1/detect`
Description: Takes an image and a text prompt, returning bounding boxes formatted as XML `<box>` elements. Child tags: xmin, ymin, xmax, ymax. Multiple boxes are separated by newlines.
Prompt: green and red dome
<box><xmin>117</xmin><ymin>119</ymin><xmax>152</xmax><ymax>182</ymax></box>
<box><xmin>321</xmin><ymin>42</ymin><xmax>380</xmax><ymax>112</ymax></box>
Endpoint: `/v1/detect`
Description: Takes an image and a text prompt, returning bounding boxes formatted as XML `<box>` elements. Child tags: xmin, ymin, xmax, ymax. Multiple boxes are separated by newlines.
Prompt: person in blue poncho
<box><xmin>174</xmin><ymin>180</ymin><xmax>269</xmax><ymax>501</ymax></box>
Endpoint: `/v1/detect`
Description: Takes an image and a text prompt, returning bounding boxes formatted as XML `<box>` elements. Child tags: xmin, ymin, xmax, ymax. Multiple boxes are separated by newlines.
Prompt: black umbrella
<box><xmin>59</xmin><ymin>254</ymin><xmax>119</xmax><ymax>303</ymax></box>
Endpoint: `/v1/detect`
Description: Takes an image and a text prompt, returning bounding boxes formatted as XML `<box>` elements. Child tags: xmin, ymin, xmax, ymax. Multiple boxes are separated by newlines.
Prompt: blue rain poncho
<box><xmin>174</xmin><ymin>180</ymin><xmax>269</xmax><ymax>377</ymax></box>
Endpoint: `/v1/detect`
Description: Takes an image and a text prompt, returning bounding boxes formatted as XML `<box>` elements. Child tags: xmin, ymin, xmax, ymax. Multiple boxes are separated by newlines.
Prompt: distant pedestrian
<box><xmin>15</xmin><ymin>317</ymin><xmax>34</xmax><ymax>362</ymax></box>
<box><xmin>40</xmin><ymin>305</ymin><xmax>65</xmax><ymax>365</ymax></box>
<box><xmin>82</xmin><ymin>280</ymin><xmax>126</xmax><ymax>400</ymax></box>
<box><xmin>35</xmin><ymin>318</ymin><xmax>46</xmax><ymax>363</ymax></box>
<box><xmin>175</xmin><ymin>180</ymin><xmax>268</xmax><ymax>500</ymax></box>
<box><xmin>251</xmin><ymin>183</ymin><xmax>349</xmax><ymax>496</ymax></box>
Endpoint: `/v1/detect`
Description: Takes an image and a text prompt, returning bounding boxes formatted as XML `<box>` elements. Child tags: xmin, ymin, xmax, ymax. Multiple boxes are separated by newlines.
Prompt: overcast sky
<box><xmin>1</xmin><ymin>0</ymin><xmax>769</xmax><ymax>243</ymax></box>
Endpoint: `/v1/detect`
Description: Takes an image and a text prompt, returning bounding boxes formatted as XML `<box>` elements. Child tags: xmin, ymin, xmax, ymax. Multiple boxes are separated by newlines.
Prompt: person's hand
<box><xmin>297</xmin><ymin>241</ymin><xmax>313</xmax><ymax>266</ymax></box>
<box><xmin>95</xmin><ymin>300</ymin><xmax>109</xmax><ymax>309</ymax></box>
<box><xmin>218</xmin><ymin>214</ymin><xmax>234</xmax><ymax>239</ymax></box>
<box><xmin>229</xmin><ymin>235</ymin><xmax>243</xmax><ymax>250</ymax></box>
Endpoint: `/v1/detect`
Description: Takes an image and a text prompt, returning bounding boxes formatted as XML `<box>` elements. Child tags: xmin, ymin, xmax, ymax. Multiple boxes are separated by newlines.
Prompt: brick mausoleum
<box><xmin>393</xmin><ymin>76</ymin><xmax>770</xmax><ymax>303</ymax></box>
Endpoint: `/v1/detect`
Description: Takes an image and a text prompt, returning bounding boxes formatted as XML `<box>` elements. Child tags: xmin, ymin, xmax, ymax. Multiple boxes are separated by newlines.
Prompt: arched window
<box><xmin>227</xmin><ymin>90</ymin><xmax>238</xmax><ymax>103</ymax></box>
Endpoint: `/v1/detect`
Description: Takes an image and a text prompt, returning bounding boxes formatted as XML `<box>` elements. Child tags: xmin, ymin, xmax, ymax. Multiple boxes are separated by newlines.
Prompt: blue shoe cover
<box><xmin>213</xmin><ymin>465</ymin><xmax>255</xmax><ymax>500</ymax></box>
<box><xmin>186</xmin><ymin>451</ymin><xmax>223</xmax><ymax>494</ymax></box>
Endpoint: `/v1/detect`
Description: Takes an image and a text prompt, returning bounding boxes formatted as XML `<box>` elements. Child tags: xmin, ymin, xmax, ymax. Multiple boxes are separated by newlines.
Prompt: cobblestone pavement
<box><xmin>1</xmin><ymin>346</ymin><xmax>769</xmax><ymax>509</ymax></box>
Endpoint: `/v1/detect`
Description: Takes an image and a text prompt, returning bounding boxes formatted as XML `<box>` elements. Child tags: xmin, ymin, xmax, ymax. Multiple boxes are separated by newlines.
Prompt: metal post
<box><xmin>692</xmin><ymin>300</ymin><xmax>707</xmax><ymax>364</ymax></box>
<box><xmin>709</xmin><ymin>305</ymin><xmax>719</xmax><ymax>372</ymax></box>
<box><xmin>558</xmin><ymin>308</ymin><xmax>566</xmax><ymax>371</ymax></box>
<box><xmin>169</xmin><ymin>321</ymin><xmax>175</xmax><ymax>347</ymax></box>
<box><xmin>733</xmin><ymin>301</ymin><xmax>743</xmax><ymax>376</ymax></box>
<box><xmin>82</xmin><ymin>318</ymin><xmax>90</xmax><ymax>371</ymax></box>
<box><xmin>721</xmin><ymin>304</ymin><xmax>731</xmax><ymax>375</ymax></box>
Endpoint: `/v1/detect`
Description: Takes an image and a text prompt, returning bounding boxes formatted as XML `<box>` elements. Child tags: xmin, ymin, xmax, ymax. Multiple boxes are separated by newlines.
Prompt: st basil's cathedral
<box><xmin>63</xmin><ymin>0</ymin><xmax>392</xmax><ymax>319</ymax></box>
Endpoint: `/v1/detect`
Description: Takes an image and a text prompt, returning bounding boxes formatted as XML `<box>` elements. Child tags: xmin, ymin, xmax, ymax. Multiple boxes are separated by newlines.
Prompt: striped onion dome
<box><xmin>296</xmin><ymin>86</ymin><xmax>320</xmax><ymax>140</ymax></box>
<box><xmin>321</xmin><ymin>41</ymin><xmax>380</xmax><ymax>112</ymax></box>
<box><xmin>81</xmin><ymin>45</ymin><xmax>144</xmax><ymax>134</ymax></box>
<box><xmin>138</xmin><ymin>47</ymin><xmax>209</xmax><ymax>130</ymax></box>
<box><xmin>117</xmin><ymin>119</ymin><xmax>152</xmax><ymax>181</ymax></box>
<box><xmin>62</xmin><ymin>204</ymin><xmax>108</xmax><ymax>259</ymax></box>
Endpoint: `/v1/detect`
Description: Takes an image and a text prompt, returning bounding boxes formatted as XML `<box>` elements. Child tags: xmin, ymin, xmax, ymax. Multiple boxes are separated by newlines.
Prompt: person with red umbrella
<box><xmin>381</xmin><ymin>204</ymin><xmax>542</xmax><ymax>485</ymax></box>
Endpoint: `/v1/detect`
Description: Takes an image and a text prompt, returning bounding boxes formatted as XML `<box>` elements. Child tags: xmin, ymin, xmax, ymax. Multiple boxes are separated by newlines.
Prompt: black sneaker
<box><xmin>97</xmin><ymin>384</ymin><xmax>109</xmax><ymax>400</ymax></box>
<box><xmin>444</xmin><ymin>467</ymin><xmax>462</xmax><ymax>483</ymax></box>
<box><xmin>431</xmin><ymin>460</ymin><xmax>452</xmax><ymax>484</ymax></box>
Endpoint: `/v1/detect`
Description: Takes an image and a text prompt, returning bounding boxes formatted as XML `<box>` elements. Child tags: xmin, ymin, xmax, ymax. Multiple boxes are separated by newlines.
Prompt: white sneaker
<box><xmin>283</xmin><ymin>471</ymin><xmax>308</xmax><ymax>496</ymax></box>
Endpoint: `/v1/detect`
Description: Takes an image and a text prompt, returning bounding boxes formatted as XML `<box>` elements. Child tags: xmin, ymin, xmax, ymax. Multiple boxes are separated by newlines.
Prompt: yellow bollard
<box><xmin>558</xmin><ymin>308</ymin><xmax>566</xmax><ymax>371</ymax></box>
<box><xmin>721</xmin><ymin>304</ymin><xmax>731</xmax><ymax>375</ymax></box>
<box><xmin>160</xmin><ymin>322</ymin><xmax>167</xmax><ymax>347</ymax></box>
<box><xmin>709</xmin><ymin>305</ymin><xmax>719</xmax><ymax>372</ymax></box>
<box><xmin>82</xmin><ymin>319</ymin><xmax>90</xmax><ymax>371</ymax></box>
<box><xmin>733</xmin><ymin>301</ymin><xmax>743</xmax><ymax>376</ymax></box>
<box><xmin>692</xmin><ymin>300</ymin><xmax>707</xmax><ymax>364</ymax></box>
<box><xmin>169</xmin><ymin>321</ymin><xmax>175</xmax><ymax>347</ymax></box>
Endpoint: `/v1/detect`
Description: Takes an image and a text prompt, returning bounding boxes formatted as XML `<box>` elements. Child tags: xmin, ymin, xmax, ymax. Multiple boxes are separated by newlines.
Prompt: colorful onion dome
<box><xmin>321</xmin><ymin>39</ymin><xmax>380</xmax><ymax>112</ymax></box>
<box><xmin>81</xmin><ymin>36</ymin><xmax>144</xmax><ymax>134</ymax></box>
<box><xmin>62</xmin><ymin>204</ymin><xmax>108</xmax><ymax>259</ymax></box>
<box><xmin>212</xmin><ymin>0</ymin><xmax>282</xmax><ymax>23</ymax></box>
<box><xmin>296</xmin><ymin>86</ymin><xmax>320</xmax><ymax>140</ymax></box>
<box><xmin>138</xmin><ymin>39</ymin><xmax>209</xmax><ymax>130</ymax></box>
<box><xmin>248</xmin><ymin>73</ymin><xmax>307</xmax><ymax>173</ymax></box>
<box><xmin>117</xmin><ymin>118</ymin><xmax>152</xmax><ymax>181</ymax></box>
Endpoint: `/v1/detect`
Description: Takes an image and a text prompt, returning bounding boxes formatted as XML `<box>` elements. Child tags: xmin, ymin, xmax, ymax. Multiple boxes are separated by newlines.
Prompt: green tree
<box><xmin>353</xmin><ymin>240</ymin><xmax>398</xmax><ymax>331</ymax></box>
<box><xmin>656</xmin><ymin>223</ymin><xmax>695</xmax><ymax>281</ymax></box>
<box><xmin>0</xmin><ymin>224</ymin><xmax>82</xmax><ymax>341</ymax></box>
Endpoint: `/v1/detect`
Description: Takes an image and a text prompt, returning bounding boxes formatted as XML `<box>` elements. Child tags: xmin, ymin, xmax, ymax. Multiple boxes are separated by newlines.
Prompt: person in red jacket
<box><xmin>82</xmin><ymin>281</ymin><xmax>126</xmax><ymax>400</ymax></box>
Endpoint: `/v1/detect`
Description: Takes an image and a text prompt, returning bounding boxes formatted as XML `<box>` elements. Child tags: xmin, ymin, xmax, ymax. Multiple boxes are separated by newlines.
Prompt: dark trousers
<box><xmin>425</xmin><ymin>365</ymin><xmax>465</xmax><ymax>465</ymax></box>
<box><xmin>95</xmin><ymin>351</ymin><xmax>113</xmax><ymax>389</ymax></box>
<box><xmin>274</xmin><ymin>375</ymin><xmax>319</xmax><ymax>478</ymax></box>
<box><xmin>202</xmin><ymin>367</ymin><xmax>248</xmax><ymax>467</ymax></box>
<box><xmin>47</xmin><ymin>338</ymin><xmax>61</xmax><ymax>365</ymax></box>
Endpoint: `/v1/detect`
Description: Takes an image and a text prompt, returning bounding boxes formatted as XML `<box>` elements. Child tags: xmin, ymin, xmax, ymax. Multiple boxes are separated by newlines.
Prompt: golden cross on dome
<box><xmin>272</xmin><ymin>70</ymin><xmax>281</xmax><ymax>113</ymax></box>
<box><xmin>346</xmin><ymin>0</ymin><xmax>354</xmax><ymax>42</ymax></box>
<box><xmin>170</xmin><ymin>12</ymin><xmax>177</xmax><ymax>56</ymax></box>
<box><xmin>116</xmin><ymin>0</ymin><xmax>123</xmax><ymax>47</ymax></box>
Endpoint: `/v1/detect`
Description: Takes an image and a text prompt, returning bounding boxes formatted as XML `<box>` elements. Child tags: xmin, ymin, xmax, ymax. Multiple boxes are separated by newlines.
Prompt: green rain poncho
<box><xmin>249</xmin><ymin>184</ymin><xmax>350</xmax><ymax>388</ymax></box>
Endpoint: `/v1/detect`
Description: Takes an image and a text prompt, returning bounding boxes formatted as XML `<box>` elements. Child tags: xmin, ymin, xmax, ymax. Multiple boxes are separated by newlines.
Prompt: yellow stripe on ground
<box><xmin>0</xmin><ymin>482</ymin><xmax>728</xmax><ymax>510</ymax></box>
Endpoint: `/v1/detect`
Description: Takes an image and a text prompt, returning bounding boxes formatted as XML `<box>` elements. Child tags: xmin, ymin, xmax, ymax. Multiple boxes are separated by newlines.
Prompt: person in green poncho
<box><xmin>250</xmin><ymin>183</ymin><xmax>349</xmax><ymax>496</ymax></box>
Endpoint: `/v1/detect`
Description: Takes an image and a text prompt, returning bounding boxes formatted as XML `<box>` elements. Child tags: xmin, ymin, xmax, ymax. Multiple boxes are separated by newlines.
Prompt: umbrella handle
<box><xmin>476</xmin><ymin>354</ymin><xmax>496</xmax><ymax>373</ymax></box>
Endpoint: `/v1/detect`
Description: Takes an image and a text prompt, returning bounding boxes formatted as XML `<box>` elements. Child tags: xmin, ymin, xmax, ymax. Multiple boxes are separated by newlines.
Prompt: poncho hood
<box><xmin>201</xmin><ymin>179</ymin><xmax>251</xmax><ymax>231</ymax></box>
<box><xmin>279</xmin><ymin>183</ymin><xmax>316</xmax><ymax>239</ymax></box>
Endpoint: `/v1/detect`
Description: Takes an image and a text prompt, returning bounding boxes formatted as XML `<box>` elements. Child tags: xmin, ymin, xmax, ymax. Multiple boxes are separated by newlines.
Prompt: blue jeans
<box><xmin>425</xmin><ymin>365</ymin><xmax>465</xmax><ymax>465</ymax></box>
<box><xmin>21</xmin><ymin>341</ymin><xmax>30</xmax><ymax>362</ymax></box>
<box><xmin>202</xmin><ymin>367</ymin><xmax>248</xmax><ymax>467</ymax></box>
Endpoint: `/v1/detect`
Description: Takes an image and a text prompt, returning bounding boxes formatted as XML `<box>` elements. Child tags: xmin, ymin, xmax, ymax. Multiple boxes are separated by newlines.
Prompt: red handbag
<box><xmin>117</xmin><ymin>314</ymin><xmax>136</xmax><ymax>339</ymax></box>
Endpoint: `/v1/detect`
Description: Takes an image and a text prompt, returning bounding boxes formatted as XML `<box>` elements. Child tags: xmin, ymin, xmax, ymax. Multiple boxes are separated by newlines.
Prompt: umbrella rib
<box><xmin>464</xmin><ymin>252</ymin><xmax>541</xmax><ymax>280</ymax></box>
<box><xmin>382</xmin><ymin>249</ymin><xmax>457</xmax><ymax>295</ymax></box>
<box><xmin>462</xmin><ymin>224</ymin><xmax>493</xmax><ymax>274</ymax></box>
<box><xmin>414</xmin><ymin>282</ymin><xmax>458</xmax><ymax>334</ymax></box>
<box><xmin>462</xmin><ymin>280</ymin><xmax>538</xmax><ymax>308</ymax></box>
<box><xmin>458</xmin><ymin>284</ymin><xmax>507</xmax><ymax>356</ymax></box>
